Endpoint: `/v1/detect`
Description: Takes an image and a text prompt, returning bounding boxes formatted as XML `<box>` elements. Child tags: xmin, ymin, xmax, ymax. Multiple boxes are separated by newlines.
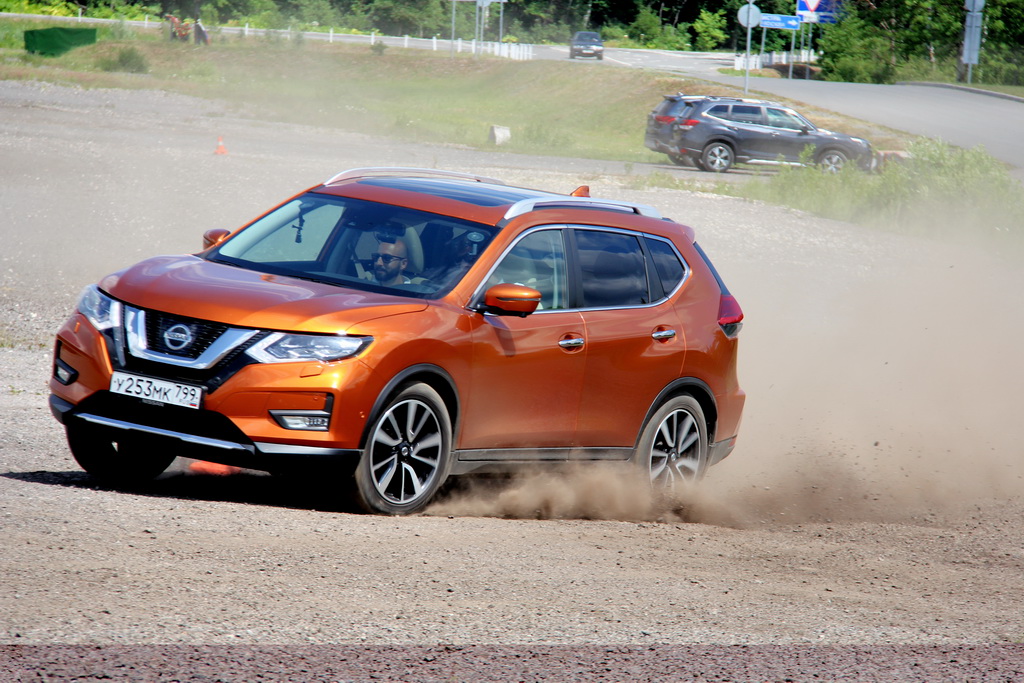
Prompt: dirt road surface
<box><xmin>2</xmin><ymin>80</ymin><xmax>1023</xmax><ymax>681</ymax></box>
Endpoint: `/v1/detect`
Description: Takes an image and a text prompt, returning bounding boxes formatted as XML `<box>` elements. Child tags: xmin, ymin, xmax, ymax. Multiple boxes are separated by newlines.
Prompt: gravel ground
<box><xmin>2</xmin><ymin>80</ymin><xmax>1024</xmax><ymax>680</ymax></box>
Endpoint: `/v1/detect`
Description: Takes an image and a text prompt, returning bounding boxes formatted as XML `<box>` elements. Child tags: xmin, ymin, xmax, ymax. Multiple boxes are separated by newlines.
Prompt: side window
<box><xmin>766</xmin><ymin>108</ymin><xmax>805</xmax><ymax>130</ymax></box>
<box><xmin>644</xmin><ymin>237</ymin><xmax>686</xmax><ymax>294</ymax></box>
<box><xmin>705</xmin><ymin>104</ymin><xmax>730</xmax><ymax>120</ymax></box>
<box><xmin>576</xmin><ymin>230</ymin><xmax>649</xmax><ymax>308</ymax></box>
<box><xmin>730</xmin><ymin>105</ymin><xmax>763</xmax><ymax>125</ymax></box>
<box><xmin>489</xmin><ymin>230</ymin><xmax>567</xmax><ymax>310</ymax></box>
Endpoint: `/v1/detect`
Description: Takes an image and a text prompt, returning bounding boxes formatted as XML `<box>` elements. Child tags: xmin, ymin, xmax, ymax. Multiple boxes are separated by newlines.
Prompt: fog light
<box><xmin>270</xmin><ymin>410</ymin><xmax>330</xmax><ymax>431</ymax></box>
<box><xmin>54</xmin><ymin>358</ymin><xmax>78</xmax><ymax>385</ymax></box>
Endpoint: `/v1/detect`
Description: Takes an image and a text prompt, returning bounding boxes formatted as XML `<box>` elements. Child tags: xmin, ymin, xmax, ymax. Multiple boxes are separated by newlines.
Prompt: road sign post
<box><xmin>737</xmin><ymin>0</ymin><xmax>762</xmax><ymax>94</ymax></box>
<box><xmin>759</xmin><ymin>14</ymin><xmax>800</xmax><ymax>78</ymax></box>
<box><xmin>961</xmin><ymin>0</ymin><xmax>986</xmax><ymax>83</ymax></box>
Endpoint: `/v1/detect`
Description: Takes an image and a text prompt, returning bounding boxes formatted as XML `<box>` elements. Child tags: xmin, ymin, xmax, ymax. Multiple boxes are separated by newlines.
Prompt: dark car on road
<box><xmin>569</xmin><ymin>31</ymin><xmax>603</xmax><ymax>60</ymax></box>
<box><xmin>645</xmin><ymin>94</ymin><xmax>874</xmax><ymax>173</ymax></box>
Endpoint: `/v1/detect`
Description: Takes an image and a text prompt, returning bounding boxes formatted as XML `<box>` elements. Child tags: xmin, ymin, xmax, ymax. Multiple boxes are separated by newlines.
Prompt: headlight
<box><xmin>77</xmin><ymin>285</ymin><xmax>121</xmax><ymax>331</ymax></box>
<box><xmin>246</xmin><ymin>333</ymin><xmax>372</xmax><ymax>363</ymax></box>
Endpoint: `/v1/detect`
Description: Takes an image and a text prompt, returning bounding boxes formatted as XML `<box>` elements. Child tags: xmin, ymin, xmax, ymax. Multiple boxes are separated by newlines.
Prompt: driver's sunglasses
<box><xmin>370</xmin><ymin>253</ymin><xmax>404</xmax><ymax>264</ymax></box>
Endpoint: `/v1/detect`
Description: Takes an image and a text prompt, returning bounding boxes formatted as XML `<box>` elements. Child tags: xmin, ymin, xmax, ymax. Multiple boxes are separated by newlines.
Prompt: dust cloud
<box><xmin>428</xmin><ymin>237</ymin><xmax>1024</xmax><ymax>528</ymax></box>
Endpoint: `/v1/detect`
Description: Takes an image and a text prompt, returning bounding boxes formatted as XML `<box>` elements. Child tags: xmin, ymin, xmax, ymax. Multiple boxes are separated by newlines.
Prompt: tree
<box><xmin>364</xmin><ymin>0</ymin><xmax>444</xmax><ymax>36</ymax></box>
<box><xmin>628</xmin><ymin>6</ymin><xmax>662</xmax><ymax>44</ymax></box>
<box><xmin>817</xmin><ymin>6</ymin><xmax>895</xmax><ymax>83</ymax></box>
<box><xmin>692</xmin><ymin>8</ymin><xmax>726</xmax><ymax>51</ymax></box>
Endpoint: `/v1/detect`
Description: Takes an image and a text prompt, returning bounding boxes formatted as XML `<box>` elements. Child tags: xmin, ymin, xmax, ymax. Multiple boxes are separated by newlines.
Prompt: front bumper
<box><xmin>50</xmin><ymin>393</ymin><xmax>360</xmax><ymax>472</ymax></box>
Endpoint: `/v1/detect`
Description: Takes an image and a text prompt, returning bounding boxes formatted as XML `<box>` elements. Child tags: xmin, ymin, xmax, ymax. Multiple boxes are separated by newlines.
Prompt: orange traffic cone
<box><xmin>214</xmin><ymin>136</ymin><xmax>228</xmax><ymax>155</ymax></box>
<box><xmin>188</xmin><ymin>460</ymin><xmax>241</xmax><ymax>476</ymax></box>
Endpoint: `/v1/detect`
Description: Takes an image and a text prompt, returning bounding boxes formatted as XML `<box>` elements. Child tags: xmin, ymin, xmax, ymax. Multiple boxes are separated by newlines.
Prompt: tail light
<box><xmin>677</xmin><ymin>118</ymin><xmax>700</xmax><ymax>131</ymax></box>
<box><xmin>654</xmin><ymin>115</ymin><xmax>675</xmax><ymax>124</ymax></box>
<box><xmin>718</xmin><ymin>294</ymin><xmax>744</xmax><ymax>337</ymax></box>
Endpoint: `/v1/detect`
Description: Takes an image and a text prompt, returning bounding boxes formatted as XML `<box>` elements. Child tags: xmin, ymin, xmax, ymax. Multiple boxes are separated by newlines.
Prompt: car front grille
<box><xmin>144</xmin><ymin>311</ymin><xmax>229</xmax><ymax>359</ymax></box>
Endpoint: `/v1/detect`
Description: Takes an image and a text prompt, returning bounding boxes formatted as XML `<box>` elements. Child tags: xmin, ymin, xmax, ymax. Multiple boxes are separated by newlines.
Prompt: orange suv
<box><xmin>49</xmin><ymin>168</ymin><xmax>745</xmax><ymax>514</ymax></box>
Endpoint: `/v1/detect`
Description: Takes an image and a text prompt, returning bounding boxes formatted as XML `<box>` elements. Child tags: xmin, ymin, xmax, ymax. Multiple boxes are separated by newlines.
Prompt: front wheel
<box><xmin>355</xmin><ymin>383</ymin><xmax>452</xmax><ymax>515</ymax></box>
<box><xmin>66</xmin><ymin>422</ymin><xmax>177</xmax><ymax>485</ymax></box>
<box><xmin>634</xmin><ymin>395</ymin><xmax>708</xmax><ymax>494</ymax></box>
<box><xmin>701</xmin><ymin>142</ymin><xmax>734</xmax><ymax>173</ymax></box>
<box><xmin>817</xmin><ymin>149</ymin><xmax>848</xmax><ymax>173</ymax></box>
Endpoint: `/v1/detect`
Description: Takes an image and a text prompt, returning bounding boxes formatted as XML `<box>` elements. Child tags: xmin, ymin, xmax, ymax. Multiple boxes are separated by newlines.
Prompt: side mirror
<box><xmin>202</xmin><ymin>228</ymin><xmax>231</xmax><ymax>250</ymax></box>
<box><xmin>479</xmin><ymin>283</ymin><xmax>541</xmax><ymax>318</ymax></box>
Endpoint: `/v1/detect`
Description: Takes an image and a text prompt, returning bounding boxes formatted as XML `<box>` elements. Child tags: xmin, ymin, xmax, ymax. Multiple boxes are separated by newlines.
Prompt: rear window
<box><xmin>644</xmin><ymin>237</ymin><xmax>686</xmax><ymax>294</ymax></box>
<box><xmin>655</xmin><ymin>99</ymin><xmax>694</xmax><ymax>118</ymax></box>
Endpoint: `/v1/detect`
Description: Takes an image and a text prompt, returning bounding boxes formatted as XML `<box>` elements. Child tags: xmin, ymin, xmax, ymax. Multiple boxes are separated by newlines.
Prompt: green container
<box><xmin>24</xmin><ymin>27</ymin><xmax>98</xmax><ymax>56</ymax></box>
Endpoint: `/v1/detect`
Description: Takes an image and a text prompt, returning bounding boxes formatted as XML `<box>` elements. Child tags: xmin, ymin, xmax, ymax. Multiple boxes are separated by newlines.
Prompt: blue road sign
<box><xmin>760</xmin><ymin>13</ymin><xmax>800</xmax><ymax>30</ymax></box>
<box><xmin>797</xmin><ymin>0</ymin><xmax>842</xmax><ymax>23</ymax></box>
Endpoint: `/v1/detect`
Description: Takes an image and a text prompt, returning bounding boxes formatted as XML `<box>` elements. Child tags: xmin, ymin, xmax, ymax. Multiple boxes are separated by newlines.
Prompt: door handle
<box><xmin>558</xmin><ymin>337</ymin><xmax>585</xmax><ymax>349</ymax></box>
<box><xmin>652</xmin><ymin>329</ymin><xmax>677</xmax><ymax>341</ymax></box>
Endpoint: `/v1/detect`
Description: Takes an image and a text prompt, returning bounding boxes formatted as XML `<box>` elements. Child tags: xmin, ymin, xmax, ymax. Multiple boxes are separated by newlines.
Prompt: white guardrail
<box><xmin>1</xmin><ymin>12</ymin><xmax>536</xmax><ymax>61</ymax></box>
<box><xmin>734</xmin><ymin>50</ymin><xmax>818</xmax><ymax>70</ymax></box>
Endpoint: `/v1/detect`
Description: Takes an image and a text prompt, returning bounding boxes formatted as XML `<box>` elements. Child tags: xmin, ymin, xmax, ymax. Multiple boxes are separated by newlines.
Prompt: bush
<box><xmin>97</xmin><ymin>45</ymin><xmax>149</xmax><ymax>73</ymax></box>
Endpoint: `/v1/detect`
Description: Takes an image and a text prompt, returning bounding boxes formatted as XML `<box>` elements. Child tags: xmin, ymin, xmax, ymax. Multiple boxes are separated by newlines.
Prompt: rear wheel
<box><xmin>66</xmin><ymin>422</ymin><xmax>177</xmax><ymax>485</ymax></box>
<box><xmin>635</xmin><ymin>396</ymin><xmax>708</xmax><ymax>493</ymax></box>
<box><xmin>355</xmin><ymin>383</ymin><xmax>452</xmax><ymax>515</ymax></box>
<box><xmin>667</xmin><ymin>153</ymin><xmax>692</xmax><ymax>167</ymax></box>
<box><xmin>701</xmin><ymin>142</ymin><xmax>734</xmax><ymax>173</ymax></box>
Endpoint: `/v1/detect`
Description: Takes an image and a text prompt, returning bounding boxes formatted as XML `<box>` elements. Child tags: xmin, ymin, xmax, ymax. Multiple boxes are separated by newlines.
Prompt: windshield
<box><xmin>206</xmin><ymin>193</ymin><xmax>497</xmax><ymax>298</ymax></box>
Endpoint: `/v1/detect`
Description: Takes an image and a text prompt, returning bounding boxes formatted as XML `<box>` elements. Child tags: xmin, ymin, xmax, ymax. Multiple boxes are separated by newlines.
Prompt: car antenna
<box><xmin>571</xmin><ymin>185</ymin><xmax>590</xmax><ymax>197</ymax></box>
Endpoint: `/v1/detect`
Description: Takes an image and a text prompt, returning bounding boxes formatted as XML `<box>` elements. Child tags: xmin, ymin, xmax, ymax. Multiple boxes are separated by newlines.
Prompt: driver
<box><xmin>370</xmin><ymin>237</ymin><xmax>409</xmax><ymax>286</ymax></box>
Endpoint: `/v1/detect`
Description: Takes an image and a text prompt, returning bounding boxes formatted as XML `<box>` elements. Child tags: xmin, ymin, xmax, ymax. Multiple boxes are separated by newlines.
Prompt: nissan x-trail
<box><xmin>49</xmin><ymin>168</ymin><xmax>745</xmax><ymax>514</ymax></box>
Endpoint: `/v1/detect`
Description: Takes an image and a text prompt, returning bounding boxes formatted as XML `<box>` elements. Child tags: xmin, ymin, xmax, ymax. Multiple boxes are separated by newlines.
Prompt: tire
<box><xmin>66</xmin><ymin>422</ymin><xmax>177</xmax><ymax>485</ymax></box>
<box><xmin>667</xmin><ymin>153</ymin><xmax>692</xmax><ymax>168</ymax></box>
<box><xmin>701</xmin><ymin>142</ymin><xmax>734</xmax><ymax>173</ymax></box>
<box><xmin>817</xmin><ymin>149</ymin><xmax>848</xmax><ymax>173</ymax></box>
<box><xmin>634</xmin><ymin>395</ymin><xmax>708</xmax><ymax>494</ymax></box>
<box><xmin>354</xmin><ymin>383</ymin><xmax>452</xmax><ymax>515</ymax></box>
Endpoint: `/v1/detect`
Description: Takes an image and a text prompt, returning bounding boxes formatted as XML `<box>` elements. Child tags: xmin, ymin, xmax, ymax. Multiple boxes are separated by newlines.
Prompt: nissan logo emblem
<box><xmin>163</xmin><ymin>323</ymin><xmax>194</xmax><ymax>351</ymax></box>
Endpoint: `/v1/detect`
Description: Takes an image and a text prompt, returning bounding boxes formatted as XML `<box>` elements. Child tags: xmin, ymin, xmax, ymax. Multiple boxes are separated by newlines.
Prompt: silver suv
<box><xmin>645</xmin><ymin>94</ymin><xmax>874</xmax><ymax>173</ymax></box>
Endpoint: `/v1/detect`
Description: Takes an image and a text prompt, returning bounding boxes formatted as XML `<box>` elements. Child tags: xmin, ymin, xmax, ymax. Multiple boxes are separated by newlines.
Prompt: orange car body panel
<box><xmin>50</xmin><ymin>170</ymin><xmax>744</xmax><ymax>483</ymax></box>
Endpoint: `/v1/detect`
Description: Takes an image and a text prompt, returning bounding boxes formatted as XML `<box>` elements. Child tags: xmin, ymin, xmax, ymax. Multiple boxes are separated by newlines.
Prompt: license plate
<box><xmin>110</xmin><ymin>371</ymin><xmax>203</xmax><ymax>409</ymax></box>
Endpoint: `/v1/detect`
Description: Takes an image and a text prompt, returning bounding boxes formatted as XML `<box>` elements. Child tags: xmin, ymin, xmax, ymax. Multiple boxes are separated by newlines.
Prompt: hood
<box><xmin>818</xmin><ymin>128</ymin><xmax>868</xmax><ymax>147</ymax></box>
<box><xmin>100</xmin><ymin>255</ymin><xmax>427</xmax><ymax>333</ymax></box>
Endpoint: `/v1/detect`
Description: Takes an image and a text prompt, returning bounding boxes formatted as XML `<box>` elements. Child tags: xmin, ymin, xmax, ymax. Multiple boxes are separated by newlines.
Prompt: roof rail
<box><xmin>503</xmin><ymin>197</ymin><xmax>662</xmax><ymax>221</ymax></box>
<box><xmin>322</xmin><ymin>167</ymin><xmax>506</xmax><ymax>187</ymax></box>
